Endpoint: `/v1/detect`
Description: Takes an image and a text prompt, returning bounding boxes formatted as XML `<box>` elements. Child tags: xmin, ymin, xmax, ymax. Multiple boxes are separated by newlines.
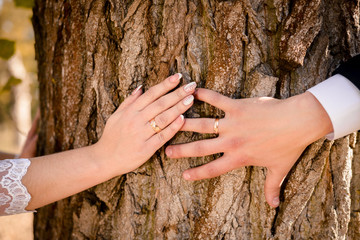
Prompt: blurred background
<box><xmin>0</xmin><ymin>0</ymin><xmax>37</xmax><ymax>239</ymax></box>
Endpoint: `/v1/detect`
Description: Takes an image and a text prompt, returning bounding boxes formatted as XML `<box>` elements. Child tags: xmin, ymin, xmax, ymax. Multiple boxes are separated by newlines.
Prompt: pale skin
<box><xmin>166</xmin><ymin>89</ymin><xmax>333</xmax><ymax>208</ymax></box>
<box><xmin>0</xmin><ymin>73</ymin><xmax>196</xmax><ymax>213</ymax></box>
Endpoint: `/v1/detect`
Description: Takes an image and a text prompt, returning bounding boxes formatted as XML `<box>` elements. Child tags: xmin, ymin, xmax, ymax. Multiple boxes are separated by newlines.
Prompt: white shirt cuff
<box><xmin>307</xmin><ymin>74</ymin><xmax>360</xmax><ymax>140</ymax></box>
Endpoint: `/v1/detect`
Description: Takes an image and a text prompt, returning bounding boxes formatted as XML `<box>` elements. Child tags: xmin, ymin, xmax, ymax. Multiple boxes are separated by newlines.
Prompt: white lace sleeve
<box><xmin>0</xmin><ymin>158</ymin><xmax>34</xmax><ymax>216</ymax></box>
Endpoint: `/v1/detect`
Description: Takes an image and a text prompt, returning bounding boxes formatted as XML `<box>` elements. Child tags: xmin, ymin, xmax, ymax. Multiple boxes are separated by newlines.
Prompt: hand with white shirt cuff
<box><xmin>166</xmin><ymin>73</ymin><xmax>360</xmax><ymax>208</ymax></box>
<box><xmin>307</xmin><ymin>74</ymin><xmax>360</xmax><ymax>140</ymax></box>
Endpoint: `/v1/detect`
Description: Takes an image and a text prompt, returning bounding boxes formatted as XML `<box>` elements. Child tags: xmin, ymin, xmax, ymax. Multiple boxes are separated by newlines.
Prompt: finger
<box><xmin>180</xmin><ymin>118</ymin><xmax>224</xmax><ymax>134</ymax></box>
<box><xmin>141</xmin><ymin>81</ymin><xmax>196</xmax><ymax>120</ymax></box>
<box><xmin>194</xmin><ymin>88</ymin><xmax>234</xmax><ymax>111</ymax></box>
<box><xmin>20</xmin><ymin>134</ymin><xmax>38</xmax><ymax>158</ymax></box>
<box><xmin>264</xmin><ymin>169</ymin><xmax>286</xmax><ymax>208</ymax></box>
<box><xmin>145</xmin><ymin>95</ymin><xmax>194</xmax><ymax>137</ymax></box>
<box><xmin>116</xmin><ymin>85</ymin><xmax>143</xmax><ymax>112</ymax></box>
<box><xmin>133</xmin><ymin>73</ymin><xmax>183</xmax><ymax>111</ymax></box>
<box><xmin>182</xmin><ymin>155</ymin><xmax>234</xmax><ymax>181</ymax></box>
<box><xmin>165</xmin><ymin>138</ymin><xmax>222</xmax><ymax>159</ymax></box>
<box><xmin>34</xmin><ymin>108</ymin><xmax>40</xmax><ymax>121</ymax></box>
<box><xmin>145</xmin><ymin>115</ymin><xmax>185</xmax><ymax>153</ymax></box>
<box><xmin>28</xmin><ymin>110</ymin><xmax>40</xmax><ymax>138</ymax></box>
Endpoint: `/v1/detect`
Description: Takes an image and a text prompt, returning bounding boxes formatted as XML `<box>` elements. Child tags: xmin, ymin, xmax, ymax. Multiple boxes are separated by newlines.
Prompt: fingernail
<box><xmin>166</xmin><ymin>147</ymin><xmax>172</xmax><ymax>156</ymax></box>
<box><xmin>272</xmin><ymin>197</ymin><xmax>280</xmax><ymax>207</ymax></box>
<box><xmin>170</xmin><ymin>73</ymin><xmax>182</xmax><ymax>83</ymax></box>
<box><xmin>180</xmin><ymin>114</ymin><xmax>184</xmax><ymax>121</ymax></box>
<box><xmin>132</xmin><ymin>85</ymin><xmax>142</xmax><ymax>95</ymax></box>
<box><xmin>183</xmin><ymin>95</ymin><xmax>194</xmax><ymax>105</ymax></box>
<box><xmin>183</xmin><ymin>172</ymin><xmax>191</xmax><ymax>180</ymax></box>
<box><xmin>183</xmin><ymin>82</ymin><xmax>196</xmax><ymax>93</ymax></box>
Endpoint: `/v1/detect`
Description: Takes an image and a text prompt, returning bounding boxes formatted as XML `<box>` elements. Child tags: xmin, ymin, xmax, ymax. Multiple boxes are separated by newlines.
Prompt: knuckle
<box><xmin>169</xmin><ymin>121</ymin><xmax>180</xmax><ymax>132</ymax></box>
<box><xmin>162</xmin><ymin>78</ymin><xmax>172</xmax><ymax>89</ymax></box>
<box><xmin>174</xmin><ymin>147</ymin><xmax>181</xmax><ymax>157</ymax></box>
<box><xmin>229</xmin><ymin>102</ymin><xmax>242</xmax><ymax>116</ymax></box>
<box><xmin>145</xmin><ymin>88</ymin><xmax>156</xmax><ymax>100</ymax></box>
<box><xmin>156</xmin><ymin>114</ymin><xmax>167</xmax><ymax>127</ymax></box>
<box><xmin>237</xmin><ymin>157</ymin><xmax>248</xmax><ymax>167</ymax></box>
<box><xmin>211</xmin><ymin>92</ymin><xmax>221</xmax><ymax>103</ymax></box>
<box><xmin>155</xmin><ymin>97</ymin><xmax>167</xmax><ymax>110</ymax></box>
<box><xmin>176</xmin><ymin>102</ymin><xmax>186</xmax><ymax>112</ymax></box>
<box><xmin>234</xmin><ymin>153</ymin><xmax>250</xmax><ymax>167</ymax></box>
<box><xmin>176</xmin><ymin>88</ymin><xmax>184</xmax><ymax>98</ymax></box>
<box><xmin>204</xmin><ymin>165</ymin><xmax>218</xmax><ymax>178</ymax></box>
<box><xmin>157</xmin><ymin>132</ymin><xmax>165</xmax><ymax>143</ymax></box>
<box><xmin>196</xmin><ymin>142</ymin><xmax>205</xmax><ymax>154</ymax></box>
<box><xmin>200</xmin><ymin>119</ymin><xmax>209</xmax><ymax>132</ymax></box>
<box><xmin>224</xmin><ymin>137</ymin><xmax>243</xmax><ymax>151</ymax></box>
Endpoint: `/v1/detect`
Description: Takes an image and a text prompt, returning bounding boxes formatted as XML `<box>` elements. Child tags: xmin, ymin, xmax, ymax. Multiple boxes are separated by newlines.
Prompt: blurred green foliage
<box><xmin>14</xmin><ymin>0</ymin><xmax>34</xmax><ymax>9</ymax></box>
<box><xmin>0</xmin><ymin>0</ymin><xmax>38</xmax><ymax>125</ymax></box>
<box><xmin>1</xmin><ymin>77</ymin><xmax>22</xmax><ymax>92</ymax></box>
<box><xmin>0</xmin><ymin>39</ymin><xmax>15</xmax><ymax>60</ymax></box>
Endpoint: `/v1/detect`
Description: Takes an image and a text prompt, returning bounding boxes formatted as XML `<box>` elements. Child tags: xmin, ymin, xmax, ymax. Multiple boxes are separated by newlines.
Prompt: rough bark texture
<box><xmin>32</xmin><ymin>0</ymin><xmax>360</xmax><ymax>239</ymax></box>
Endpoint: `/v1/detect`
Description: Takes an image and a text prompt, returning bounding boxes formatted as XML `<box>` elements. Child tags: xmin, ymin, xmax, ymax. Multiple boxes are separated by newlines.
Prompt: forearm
<box><xmin>0</xmin><ymin>152</ymin><xmax>15</xmax><ymax>160</ymax></box>
<box><xmin>23</xmin><ymin>145</ymin><xmax>112</xmax><ymax>210</ymax></box>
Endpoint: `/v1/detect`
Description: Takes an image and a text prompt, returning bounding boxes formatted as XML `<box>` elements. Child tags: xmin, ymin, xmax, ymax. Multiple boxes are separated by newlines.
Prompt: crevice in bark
<box><xmin>83</xmin><ymin>190</ymin><xmax>109</xmax><ymax>214</ymax></box>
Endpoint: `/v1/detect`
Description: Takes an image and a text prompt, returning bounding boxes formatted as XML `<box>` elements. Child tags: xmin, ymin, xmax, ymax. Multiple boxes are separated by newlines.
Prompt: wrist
<box><xmin>285</xmin><ymin>92</ymin><xmax>333</xmax><ymax>145</ymax></box>
<box><xmin>89</xmin><ymin>142</ymin><xmax>125</xmax><ymax>179</ymax></box>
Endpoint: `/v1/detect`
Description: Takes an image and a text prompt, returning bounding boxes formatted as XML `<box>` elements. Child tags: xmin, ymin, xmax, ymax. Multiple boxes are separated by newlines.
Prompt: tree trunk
<box><xmin>32</xmin><ymin>0</ymin><xmax>360</xmax><ymax>239</ymax></box>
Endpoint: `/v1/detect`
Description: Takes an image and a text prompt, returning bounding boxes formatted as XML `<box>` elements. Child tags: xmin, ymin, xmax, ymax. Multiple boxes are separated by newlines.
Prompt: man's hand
<box><xmin>166</xmin><ymin>88</ymin><xmax>333</xmax><ymax>207</ymax></box>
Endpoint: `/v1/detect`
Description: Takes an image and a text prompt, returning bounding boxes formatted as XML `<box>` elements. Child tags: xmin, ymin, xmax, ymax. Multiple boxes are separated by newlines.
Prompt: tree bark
<box><xmin>32</xmin><ymin>0</ymin><xmax>360</xmax><ymax>239</ymax></box>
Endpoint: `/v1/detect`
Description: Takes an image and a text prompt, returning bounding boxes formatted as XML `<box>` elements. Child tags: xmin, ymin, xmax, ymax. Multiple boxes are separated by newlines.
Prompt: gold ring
<box><xmin>214</xmin><ymin>117</ymin><xmax>219</xmax><ymax>134</ymax></box>
<box><xmin>149</xmin><ymin>118</ymin><xmax>162</xmax><ymax>133</ymax></box>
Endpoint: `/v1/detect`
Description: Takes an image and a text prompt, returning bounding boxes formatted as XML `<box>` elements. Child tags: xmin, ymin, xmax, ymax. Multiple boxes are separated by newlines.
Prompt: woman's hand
<box><xmin>94</xmin><ymin>73</ymin><xmax>196</xmax><ymax>176</ymax></box>
<box><xmin>165</xmin><ymin>88</ymin><xmax>333</xmax><ymax>208</ymax></box>
<box><xmin>21</xmin><ymin>73</ymin><xmax>196</xmax><ymax>211</ymax></box>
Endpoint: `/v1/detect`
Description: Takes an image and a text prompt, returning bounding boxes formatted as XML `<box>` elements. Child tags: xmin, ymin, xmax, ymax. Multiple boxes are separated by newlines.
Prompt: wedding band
<box><xmin>149</xmin><ymin>118</ymin><xmax>162</xmax><ymax>133</ymax></box>
<box><xmin>214</xmin><ymin>117</ymin><xmax>219</xmax><ymax>134</ymax></box>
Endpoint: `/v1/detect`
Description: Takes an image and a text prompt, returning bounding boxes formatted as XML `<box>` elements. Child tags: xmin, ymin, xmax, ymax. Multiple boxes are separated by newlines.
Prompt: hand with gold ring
<box><xmin>96</xmin><ymin>73</ymin><xmax>197</xmax><ymax>176</ymax></box>
<box><xmin>166</xmin><ymin>88</ymin><xmax>333</xmax><ymax>208</ymax></box>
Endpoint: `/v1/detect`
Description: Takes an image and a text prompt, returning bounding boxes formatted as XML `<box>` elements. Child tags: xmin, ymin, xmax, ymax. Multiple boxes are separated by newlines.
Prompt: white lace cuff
<box><xmin>0</xmin><ymin>158</ymin><xmax>34</xmax><ymax>216</ymax></box>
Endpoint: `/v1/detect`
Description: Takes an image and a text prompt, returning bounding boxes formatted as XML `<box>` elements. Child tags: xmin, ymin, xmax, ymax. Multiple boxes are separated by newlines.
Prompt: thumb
<box><xmin>20</xmin><ymin>134</ymin><xmax>38</xmax><ymax>158</ymax></box>
<box><xmin>264</xmin><ymin>169</ymin><xmax>286</xmax><ymax>208</ymax></box>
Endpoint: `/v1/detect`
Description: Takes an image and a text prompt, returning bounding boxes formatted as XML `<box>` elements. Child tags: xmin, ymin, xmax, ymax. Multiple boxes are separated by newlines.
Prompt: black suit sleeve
<box><xmin>333</xmin><ymin>54</ymin><xmax>360</xmax><ymax>90</ymax></box>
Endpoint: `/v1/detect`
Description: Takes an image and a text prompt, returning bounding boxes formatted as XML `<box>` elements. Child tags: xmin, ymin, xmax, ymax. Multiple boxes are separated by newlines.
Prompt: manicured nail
<box><xmin>184</xmin><ymin>82</ymin><xmax>196</xmax><ymax>93</ymax></box>
<box><xmin>183</xmin><ymin>172</ymin><xmax>191</xmax><ymax>180</ymax></box>
<box><xmin>132</xmin><ymin>85</ymin><xmax>142</xmax><ymax>95</ymax></box>
<box><xmin>183</xmin><ymin>95</ymin><xmax>194</xmax><ymax>105</ymax></box>
<box><xmin>180</xmin><ymin>114</ymin><xmax>184</xmax><ymax>121</ymax></box>
<box><xmin>272</xmin><ymin>197</ymin><xmax>280</xmax><ymax>207</ymax></box>
<box><xmin>170</xmin><ymin>73</ymin><xmax>182</xmax><ymax>83</ymax></box>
